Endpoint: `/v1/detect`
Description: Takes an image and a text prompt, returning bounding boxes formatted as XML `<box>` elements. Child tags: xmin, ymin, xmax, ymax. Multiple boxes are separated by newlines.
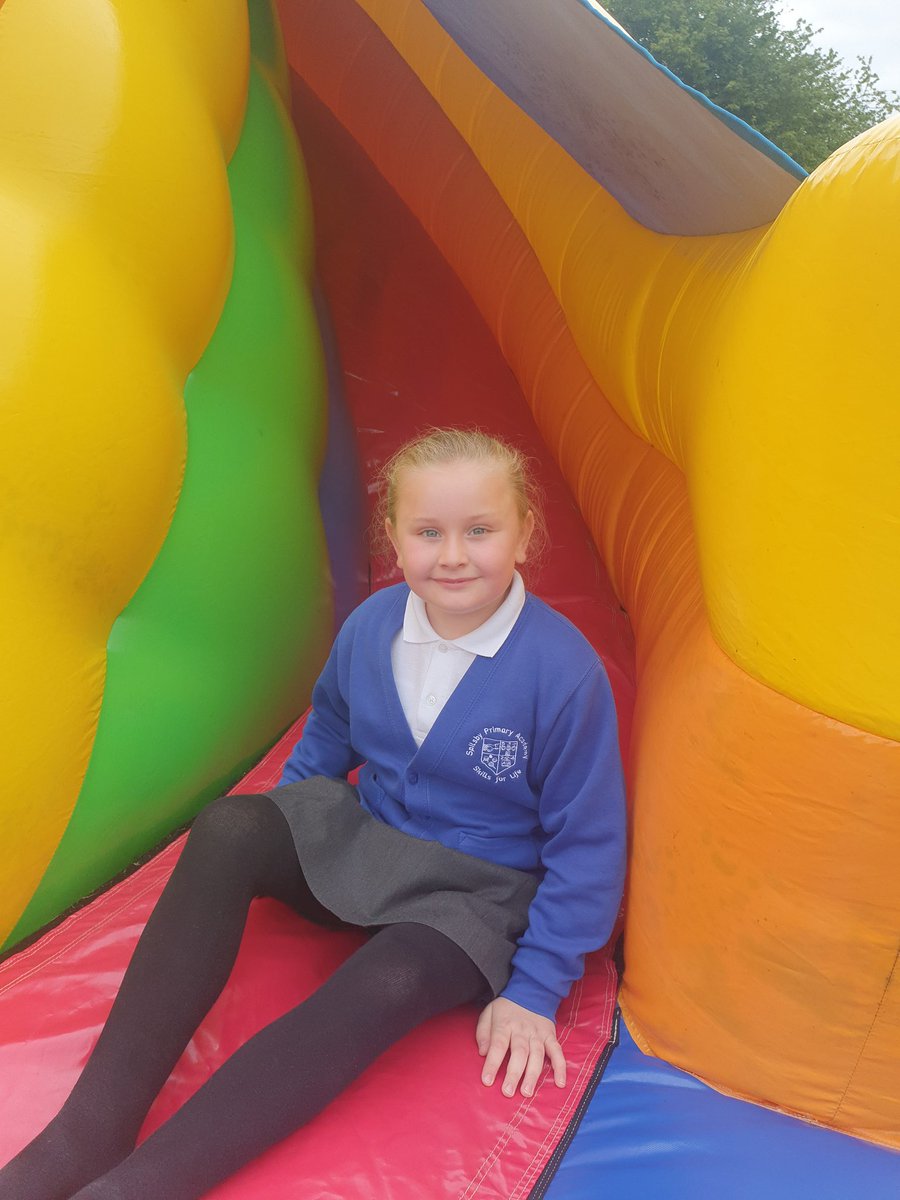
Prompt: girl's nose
<box><xmin>439</xmin><ymin>535</ymin><xmax>468</xmax><ymax>566</ymax></box>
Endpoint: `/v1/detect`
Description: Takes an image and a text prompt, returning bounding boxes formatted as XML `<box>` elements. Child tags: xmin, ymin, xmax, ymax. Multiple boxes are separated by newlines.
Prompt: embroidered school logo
<box><xmin>466</xmin><ymin>726</ymin><xmax>529</xmax><ymax>783</ymax></box>
<box><xmin>481</xmin><ymin>738</ymin><xmax>518</xmax><ymax>776</ymax></box>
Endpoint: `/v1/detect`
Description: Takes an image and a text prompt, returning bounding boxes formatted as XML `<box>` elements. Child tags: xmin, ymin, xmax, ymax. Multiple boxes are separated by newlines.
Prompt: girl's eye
<box><xmin>420</xmin><ymin>529</ymin><xmax>440</xmax><ymax>539</ymax></box>
<box><xmin>469</xmin><ymin>526</ymin><xmax>488</xmax><ymax>536</ymax></box>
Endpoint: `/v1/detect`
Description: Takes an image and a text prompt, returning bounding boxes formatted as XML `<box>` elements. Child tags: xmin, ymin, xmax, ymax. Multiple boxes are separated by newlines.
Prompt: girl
<box><xmin>1</xmin><ymin>428</ymin><xmax>626</xmax><ymax>1200</ymax></box>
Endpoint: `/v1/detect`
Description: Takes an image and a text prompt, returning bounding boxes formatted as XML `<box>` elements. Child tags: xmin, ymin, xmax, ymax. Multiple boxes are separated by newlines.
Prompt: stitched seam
<box><xmin>512</xmin><ymin>966</ymin><xmax>615</xmax><ymax>1198</ymax></box>
<box><xmin>516</xmin><ymin>1027</ymin><xmax>608</xmax><ymax>1199</ymax></box>
<box><xmin>515</xmin><ymin>982</ymin><xmax>614</xmax><ymax>1196</ymax></box>
<box><xmin>461</xmin><ymin>960</ymin><xmax>617</xmax><ymax>1198</ymax></box>
<box><xmin>832</xmin><ymin>942</ymin><xmax>900</xmax><ymax>1121</ymax></box>
<box><xmin>525</xmin><ymin>1007</ymin><xmax>619</xmax><ymax>1200</ymax></box>
<box><xmin>458</xmin><ymin>979</ymin><xmax>584</xmax><ymax>1198</ymax></box>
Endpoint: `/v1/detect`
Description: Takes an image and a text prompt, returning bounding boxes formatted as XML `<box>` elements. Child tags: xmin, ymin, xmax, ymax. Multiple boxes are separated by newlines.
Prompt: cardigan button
<box><xmin>407</xmin><ymin>770</ymin><xmax>418</xmax><ymax>785</ymax></box>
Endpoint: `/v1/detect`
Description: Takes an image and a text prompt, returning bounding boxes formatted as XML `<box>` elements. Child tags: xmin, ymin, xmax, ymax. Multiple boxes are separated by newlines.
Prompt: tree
<box><xmin>602</xmin><ymin>0</ymin><xmax>899</xmax><ymax>170</ymax></box>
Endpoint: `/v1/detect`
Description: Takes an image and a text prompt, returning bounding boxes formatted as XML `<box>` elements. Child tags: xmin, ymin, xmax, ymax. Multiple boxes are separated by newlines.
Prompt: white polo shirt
<box><xmin>390</xmin><ymin>572</ymin><xmax>527</xmax><ymax>746</ymax></box>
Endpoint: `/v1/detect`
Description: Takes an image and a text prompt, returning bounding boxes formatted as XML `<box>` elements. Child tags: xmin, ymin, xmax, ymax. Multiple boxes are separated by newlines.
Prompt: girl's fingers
<box><xmin>520</xmin><ymin>1037</ymin><xmax>546</xmax><ymax>1097</ymax></box>
<box><xmin>482</xmin><ymin>1030</ymin><xmax>511</xmax><ymax>1085</ymax></box>
<box><xmin>479</xmin><ymin>1004</ymin><xmax>564</xmax><ymax>1097</ymax></box>
<box><xmin>546</xmin><ymin>1036</ymin><xmax>567</xmax><ymax>1087</ymax></box>
<box><xmin>475</xmin><ymin>1006</ymin><xmax>492</xmax><ymax>1055</ymax></box>
<box><xmin>501</xmin><ymin>1034</ymin><xmax>530</xmax><ymax>1096</ymax></box>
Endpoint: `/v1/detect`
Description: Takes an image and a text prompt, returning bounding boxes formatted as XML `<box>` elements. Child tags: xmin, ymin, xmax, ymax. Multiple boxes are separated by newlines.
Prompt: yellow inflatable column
<box><xmin>690</xmin><ymin>120</ymin><xmax>900</xmax><ymax>738</ymax></box>
<box><xmin>0</xmin><ymin>0</ymin><xmax>247</xmax><ymax>936</ymax></box>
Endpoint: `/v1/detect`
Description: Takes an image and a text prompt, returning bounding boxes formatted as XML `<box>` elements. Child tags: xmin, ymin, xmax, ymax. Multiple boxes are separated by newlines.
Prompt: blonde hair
<box><xmin>373</xmin><ymin>427</ymin><xmax>548</xmax><ymax>570</ymax></box>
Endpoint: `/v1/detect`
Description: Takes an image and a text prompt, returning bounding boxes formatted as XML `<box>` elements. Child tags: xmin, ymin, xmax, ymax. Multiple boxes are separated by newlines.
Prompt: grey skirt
<box><xmin>267</xmin><ymin>776</ymin><xmax>538</xmax><ymax>998</ymax></box>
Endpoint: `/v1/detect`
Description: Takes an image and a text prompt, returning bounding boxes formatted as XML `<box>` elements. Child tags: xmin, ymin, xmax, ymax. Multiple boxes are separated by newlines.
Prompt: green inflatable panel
<box><xmin>8</xmin><ymin>39</ymin><xmax>331</xmax><ymax>946</ymax></box>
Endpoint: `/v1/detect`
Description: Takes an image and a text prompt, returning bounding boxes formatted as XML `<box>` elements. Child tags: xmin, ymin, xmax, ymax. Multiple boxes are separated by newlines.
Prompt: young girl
<box><xmin>1</xmin><ymin>428</ymin><xmax>626</xmax><ymax>1200</ymax></box>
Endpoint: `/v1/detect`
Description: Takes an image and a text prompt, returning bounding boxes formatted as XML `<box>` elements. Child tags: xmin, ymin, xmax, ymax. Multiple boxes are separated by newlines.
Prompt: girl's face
<box><xmin>386</xmin><ymin>459</ymin><xmax>534</xmax><ymax>640</ymax></box>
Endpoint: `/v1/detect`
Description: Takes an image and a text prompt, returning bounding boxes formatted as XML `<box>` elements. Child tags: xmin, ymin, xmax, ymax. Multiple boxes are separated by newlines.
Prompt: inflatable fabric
<box><xmin>276</xmin><ymin>0</ymin><xmax>900</xmax><ymax>1145</ymax></box>
<box><xmin>0</xmin><ymin>78</ymin><xmax>633</xmax><ymax>1192</ymax></box>
<box><xmin>1</xmin><ymin>0</ymin><xmax>898</xmax><ymax>1170</ymax></box>
<box><xmin>547</xmin><ymin>1019</ymin><xmax>900</xmax><ymax>1199</ymax></box>
<box><xmin>0</xmin><ymin>0</ymin><xmax>332</xmax><ymax>948</ymax></box>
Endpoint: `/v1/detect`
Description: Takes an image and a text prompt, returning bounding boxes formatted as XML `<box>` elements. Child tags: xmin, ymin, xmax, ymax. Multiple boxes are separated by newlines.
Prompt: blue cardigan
<box><xmin>280</xmin><ymin>584</ymin><xmax>626</xmax><ymax>1019</ymax></box>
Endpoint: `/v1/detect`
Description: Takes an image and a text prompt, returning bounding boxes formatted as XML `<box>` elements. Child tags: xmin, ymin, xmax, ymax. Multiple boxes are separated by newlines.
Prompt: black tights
<box><xmin>0</xmin><ymin>794</ymin><xmax>485</xmax><ymax>1200</ymax></box>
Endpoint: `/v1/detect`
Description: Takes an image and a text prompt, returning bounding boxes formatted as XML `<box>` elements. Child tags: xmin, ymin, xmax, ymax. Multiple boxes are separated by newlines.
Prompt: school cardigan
<box><xmin>279</xmin><ymin>583</ymin><xmax>627</xmax><ymax>1019</ymax></box>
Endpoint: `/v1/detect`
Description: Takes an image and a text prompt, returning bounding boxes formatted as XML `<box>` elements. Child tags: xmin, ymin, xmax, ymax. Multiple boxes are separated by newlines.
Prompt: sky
<box><xmin>778</xmin><ymin>0</ymin><xmax>900</xmax><ymax>95</ymax></box>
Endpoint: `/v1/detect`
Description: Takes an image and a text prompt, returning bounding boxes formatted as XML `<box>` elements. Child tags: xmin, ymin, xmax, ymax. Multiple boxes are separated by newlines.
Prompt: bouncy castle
<box><xmin>1</xmin><ymin>0</ymin><xmax>899</xmax><ymax>1195</ymax></box>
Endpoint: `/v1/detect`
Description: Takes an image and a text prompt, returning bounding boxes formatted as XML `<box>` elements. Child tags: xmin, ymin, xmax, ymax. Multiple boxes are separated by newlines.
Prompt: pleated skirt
<box><xmin>268</xmin><ymin>776</ymin><xmax>537</xmax><ymax>998</ymax></box>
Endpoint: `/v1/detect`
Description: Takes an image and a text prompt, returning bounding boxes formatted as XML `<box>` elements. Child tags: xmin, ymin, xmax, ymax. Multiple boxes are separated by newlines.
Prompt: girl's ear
<box><xmin>515</xmin><ymin>510</ymin><xmax>536</xmax><ymax>563</ymax></box>
<box><xmin>385</xmin><ymin>518</ymin><xmax>402</xmax><ymax>567</ymax></box>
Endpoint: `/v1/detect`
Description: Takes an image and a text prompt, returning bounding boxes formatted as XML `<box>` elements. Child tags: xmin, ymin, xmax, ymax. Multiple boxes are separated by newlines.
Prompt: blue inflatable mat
<box><xmin>547</xmin><ymin>1014</ymin><xmax>900</xmax><ymax>1199</ymax></box>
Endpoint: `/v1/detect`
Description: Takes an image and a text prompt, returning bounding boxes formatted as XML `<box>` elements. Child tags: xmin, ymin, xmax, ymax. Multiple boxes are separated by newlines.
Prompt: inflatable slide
<box><xmin>1</xmin><ymin>0</ymin><xmax>898</xmax><ymax>1195</ymax></box>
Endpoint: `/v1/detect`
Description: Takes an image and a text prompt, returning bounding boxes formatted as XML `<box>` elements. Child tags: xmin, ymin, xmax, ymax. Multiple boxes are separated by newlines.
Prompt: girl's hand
<box><xmin>476</xmin><ymin>996</ymin><xmax>566</xmax><ymax>1098</ymax></box>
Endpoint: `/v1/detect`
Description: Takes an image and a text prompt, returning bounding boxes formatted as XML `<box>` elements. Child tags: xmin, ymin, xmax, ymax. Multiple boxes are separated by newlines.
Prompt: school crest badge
<box><xmin>466</xmin><ymin>726</ymin><xmax>529</xmax><ymax>783</ymax></box>
<box><xmin>481</xmin><ymin>737</ymin><xmax>519</xmax><ymax>777</ymax></box>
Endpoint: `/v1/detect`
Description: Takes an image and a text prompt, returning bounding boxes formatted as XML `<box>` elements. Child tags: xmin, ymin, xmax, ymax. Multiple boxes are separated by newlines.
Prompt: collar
<box><xmin>402</xmin><ymin>571</ymin><xmax>526</xmax><ymax>657</ymax></box>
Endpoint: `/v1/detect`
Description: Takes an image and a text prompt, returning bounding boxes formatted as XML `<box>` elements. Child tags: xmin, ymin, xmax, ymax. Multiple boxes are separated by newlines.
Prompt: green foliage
<box><xmin>603</xmin><ymin>0</ymin><xmax>899</xmax><ymax>169</ymax></box>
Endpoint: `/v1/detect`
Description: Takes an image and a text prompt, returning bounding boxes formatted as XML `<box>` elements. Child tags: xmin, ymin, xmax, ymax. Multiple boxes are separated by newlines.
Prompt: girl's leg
<box><xmin>0</xmin><ymin>793</ymin><xmax>323</xmax><ymax>1200</ymax></box>
<box><xmin>72</xmin><ymin>923</ymin><xmax>484</xmax><ymax>1200</ymax></box>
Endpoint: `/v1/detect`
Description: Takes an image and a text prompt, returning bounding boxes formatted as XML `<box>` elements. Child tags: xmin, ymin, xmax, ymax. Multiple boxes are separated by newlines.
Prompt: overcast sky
<box><xmin>779</xmin><ymin>0</ymin><xmax>900</xmax><ymax>95</ymax></box>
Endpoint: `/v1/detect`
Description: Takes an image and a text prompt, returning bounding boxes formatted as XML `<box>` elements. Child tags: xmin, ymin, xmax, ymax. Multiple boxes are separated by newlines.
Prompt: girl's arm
<box><xmin>475</xmin><ymin>667</ymin><xmax>624</xmax><ymax>1099</ymax></box>
<box><xmin>478</xmin><ymin>663</ymin><xmax>626</xmax><ymax>1095</ymax></box>
<box><xmin>506</xmin><ymin>662</ymin><xmax>626</xmax><ymax>1017</ymax></box>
